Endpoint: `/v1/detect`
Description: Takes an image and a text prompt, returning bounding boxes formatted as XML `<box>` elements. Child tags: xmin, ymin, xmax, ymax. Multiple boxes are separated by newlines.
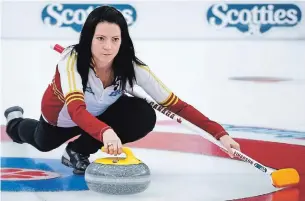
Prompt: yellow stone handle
<box><xmin>95</xmin><ymin>147</ymin><xmax>141</xmax><ymax>165</ymax></box>
<box><xmin>101</xmin><ymin>146</ymin><xmax>135</xmax><ymax>158</ymax></box>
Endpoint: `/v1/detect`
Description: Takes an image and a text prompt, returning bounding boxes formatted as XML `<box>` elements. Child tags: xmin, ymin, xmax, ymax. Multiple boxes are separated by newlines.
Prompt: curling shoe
<box><xmin>61</xmin><ymin>143</ymin><xmax>90</xmax><ymax>175</ymax></box>
<box><xmin>4</xmin><ymin>106</ymin><xmax>24</xmax><ymax>143</ymax></box>
<box><xmin>4</xmin><ymin>106</ymin><xmax>24</xmax><ymax>123</ymax></box>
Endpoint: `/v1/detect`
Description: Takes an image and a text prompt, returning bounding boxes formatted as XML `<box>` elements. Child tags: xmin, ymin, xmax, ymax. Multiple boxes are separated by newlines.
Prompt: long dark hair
<box><xmin>69</xmin><ymin>5</ymin><xmax>145</xmax><ymax>91</ymax></box>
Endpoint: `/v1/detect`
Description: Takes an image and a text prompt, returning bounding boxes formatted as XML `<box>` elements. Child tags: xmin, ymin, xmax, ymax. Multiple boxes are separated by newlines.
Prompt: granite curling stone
<box><xmin>85</xmin><ymin>147</ymin><xmax>151</xmax><ymax>195</ymax></box>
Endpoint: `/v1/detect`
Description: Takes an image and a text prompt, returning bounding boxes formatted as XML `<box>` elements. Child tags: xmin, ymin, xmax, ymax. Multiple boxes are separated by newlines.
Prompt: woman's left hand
<box><xmin>219</xmin><ymin>135</ymin><xmax>241</xmax><ymax>158</ymax></box>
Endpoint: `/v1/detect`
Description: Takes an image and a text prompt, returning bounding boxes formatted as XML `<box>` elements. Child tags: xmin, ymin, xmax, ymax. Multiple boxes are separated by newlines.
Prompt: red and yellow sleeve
<box><xmin>134</xmin><ymin>64</ymin><xmax>228</xmax><ymax>140</ymax></box>
<box><xmin>57</xmin><ymin>50</ymin><xmax>110</xmax><ymax>141</ymax></box>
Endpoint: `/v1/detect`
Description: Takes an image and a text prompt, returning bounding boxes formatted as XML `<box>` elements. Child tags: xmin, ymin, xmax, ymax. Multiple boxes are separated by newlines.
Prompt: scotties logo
<box><xmin>41</xmin><ymin>4</ymin><xmax>137</xmax><ymax>32</ymax></box>
<box><xmin>207</xmin><ymin>3</ymin><xmax>302</xmax><ymax>34</ymax></box>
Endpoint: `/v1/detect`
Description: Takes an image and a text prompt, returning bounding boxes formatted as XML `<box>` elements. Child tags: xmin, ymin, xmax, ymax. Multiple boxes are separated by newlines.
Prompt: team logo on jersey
<box><xmin>109</xmin><ymin>90</ymin><xmax>122</xmax><ymax>97</ymax></box>
<box><xmin>207</xmin><ymin>3</ymin><xmax>302</xmax><ymax>35</ymax></box>
<box><xmin>85</xmin><ymin>86</ymin><xmax>94</xmax><ymax>95</ymax></box>
<box><xmin>109</xmin><ymin>77</ymin><xmax>122</xmax><ymax>96</ymax></box>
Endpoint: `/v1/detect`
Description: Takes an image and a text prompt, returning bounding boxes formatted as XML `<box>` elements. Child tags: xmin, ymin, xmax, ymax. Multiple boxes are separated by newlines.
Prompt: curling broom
<box><xmin>50</xmin><ymin>43</ymin><xmax>300</xmax><ymax>188</ymax></box>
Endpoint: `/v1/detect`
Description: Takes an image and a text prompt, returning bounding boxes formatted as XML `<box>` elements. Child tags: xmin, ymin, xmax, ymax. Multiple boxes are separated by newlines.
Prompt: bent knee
<box><xmin>138</xmin><ymin>100</ymin><xmax>157</xmax><ymax>133</ymax></box>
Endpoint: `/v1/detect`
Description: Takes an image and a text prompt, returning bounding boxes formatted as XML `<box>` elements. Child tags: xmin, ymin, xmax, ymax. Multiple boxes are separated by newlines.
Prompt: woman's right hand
<box><xmin>102</xmin><ymin>128</ymin><xmax>123</xmax><ymax>156</ymax></box>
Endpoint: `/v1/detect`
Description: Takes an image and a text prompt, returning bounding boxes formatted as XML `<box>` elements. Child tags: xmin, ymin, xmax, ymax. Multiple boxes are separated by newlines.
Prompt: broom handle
<box><xmin>130</xmin><ymin>90</ymin><xmax>274</xmax><ymax>175</ymax></box>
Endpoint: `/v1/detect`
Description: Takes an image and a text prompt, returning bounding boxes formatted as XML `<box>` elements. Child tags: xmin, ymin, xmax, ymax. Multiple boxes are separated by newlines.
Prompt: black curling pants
<box><xmin>6</xmin><ymin>96</ymin><xmax>156</xmax><ymax>155</ymax></box>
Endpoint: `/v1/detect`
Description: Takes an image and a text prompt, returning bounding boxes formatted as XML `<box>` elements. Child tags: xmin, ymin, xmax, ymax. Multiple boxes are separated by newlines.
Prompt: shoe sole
<box><xmin>61</xmin><ymin>156</ymin><xmax>86</xmax><ymax>175</ymax></box>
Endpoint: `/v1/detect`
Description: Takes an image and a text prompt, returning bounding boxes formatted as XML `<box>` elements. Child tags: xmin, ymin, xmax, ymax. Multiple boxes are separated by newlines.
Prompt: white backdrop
<box><xmin>1</xmin><ymin>1</ymin><xmax>305</xmax><ymax>140</ymax></box>
<box><xmin>2</xmin><ymin>1</ymin><xmax>305</xmax><ymax>40</ymax></box>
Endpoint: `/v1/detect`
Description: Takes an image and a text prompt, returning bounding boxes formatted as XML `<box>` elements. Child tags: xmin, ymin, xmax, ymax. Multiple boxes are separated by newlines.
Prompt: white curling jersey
<box><xmin>41</xmin><ymin>48</ymin><xmax>227</xmax><ymax>141</ymax></box>
<box><xmin>41</xmin><ymin>48</ymin><xmax>178</xmax><ymax>141</ymax></box>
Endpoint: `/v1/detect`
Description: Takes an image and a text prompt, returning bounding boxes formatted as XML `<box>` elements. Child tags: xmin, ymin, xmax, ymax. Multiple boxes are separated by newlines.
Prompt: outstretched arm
<box><xmin>131</xmin><ymin>64</ymin><xmax>228</xmax><ymax>140</ymax></box>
